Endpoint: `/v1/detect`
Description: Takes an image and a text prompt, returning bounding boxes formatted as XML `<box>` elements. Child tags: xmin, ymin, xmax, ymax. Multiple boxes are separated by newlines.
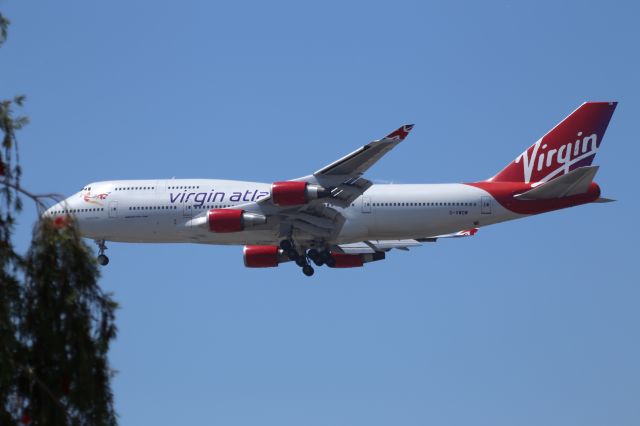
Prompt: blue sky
<box><xmin>2</xmin><ymin>0</ymin><xmax>639</xmax><ymax>424</ymax></box>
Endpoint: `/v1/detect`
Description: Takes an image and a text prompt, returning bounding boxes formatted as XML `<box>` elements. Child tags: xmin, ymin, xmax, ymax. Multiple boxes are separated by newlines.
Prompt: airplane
<box><xmin>44</xmin><ymin>102</ymin><xmax>617</xmax><ymax>276</ymax></box>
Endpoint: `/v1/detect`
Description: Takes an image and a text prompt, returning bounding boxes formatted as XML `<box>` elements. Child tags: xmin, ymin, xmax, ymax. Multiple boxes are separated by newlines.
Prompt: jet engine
<box><xmin>243</xmin><ymin>245</ymin><xmax>289</xmax><ymax>267</ymax></box>
<box><xmin>271</xmin><ymin>181</ymin><xmax>330</xmax><ymax>206</ymax></box>
<box><xmin>327</xmin><ymin>252</ymin><xmax>386</xmax><ymax>268</ymax></box>
<box><xmin>208</xmin><ymin>209</ymin><xmax>266</xmax><ymax>233</ymax></box>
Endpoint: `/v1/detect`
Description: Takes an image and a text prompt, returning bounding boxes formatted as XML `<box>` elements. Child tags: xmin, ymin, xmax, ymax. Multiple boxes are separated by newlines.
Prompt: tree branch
<box><xmin>1</xmin><ymin>179</ymin><xmax>65</xmax><ymax>214</ymax></box>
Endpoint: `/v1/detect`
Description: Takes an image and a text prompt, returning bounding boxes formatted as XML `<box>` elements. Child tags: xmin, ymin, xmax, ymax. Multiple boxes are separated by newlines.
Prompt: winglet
<box><xmin>384</xmin><ymin>124</ymin><xmax>415</xmax><ymax>141</ymax></box>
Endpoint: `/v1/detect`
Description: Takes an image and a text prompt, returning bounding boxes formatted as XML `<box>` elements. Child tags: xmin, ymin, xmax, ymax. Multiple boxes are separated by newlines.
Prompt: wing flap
<box><xmin>279</xmin><ymin>203</ymin><xmax>346</xmax><ymax>240</ymax></box>
<box><xmin>329</xmin><ymin>178</ymin><xmax>373</xmax><ymax>206</ymax></box>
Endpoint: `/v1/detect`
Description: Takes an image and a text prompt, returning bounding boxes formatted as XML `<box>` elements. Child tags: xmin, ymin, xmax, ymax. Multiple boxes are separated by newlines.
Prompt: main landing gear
<box><xmin>307</xmin><ymin>248</ymin><xmax>335</xmax><ymax>268</ymax></box>
<box><xmin>279</xmin><ymin>240</ymin><xmax>335</xmax><ymax>277</ymax></box>
<box><xmin>280</xmin><ymin>239</ymin><xmax>315</xmax><ymax>277</ymax></box>
<box><xmin>95</xmin><ymin>239</ymin><xmax>109</xmax><ymax>266</ymax></box>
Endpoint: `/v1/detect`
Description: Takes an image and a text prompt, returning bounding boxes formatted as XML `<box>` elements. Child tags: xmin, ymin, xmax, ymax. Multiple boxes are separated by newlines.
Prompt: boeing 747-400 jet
<box><xmin>45</xmin><ymin>102</ymin><xmax>617</xmax><ymax>276</ymax></box>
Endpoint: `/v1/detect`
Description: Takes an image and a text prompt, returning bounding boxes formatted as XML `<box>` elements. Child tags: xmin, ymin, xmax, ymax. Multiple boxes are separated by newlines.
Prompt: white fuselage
<box><xmin>47</xmin><ymin>179</ymin><xmax>521</xmax><ymax>246</ymax></box>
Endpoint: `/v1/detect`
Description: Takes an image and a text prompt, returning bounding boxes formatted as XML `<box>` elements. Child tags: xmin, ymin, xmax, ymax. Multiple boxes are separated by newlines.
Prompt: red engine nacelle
<box><xmin>327</xmin><ymin>252</ymin><xmax>386</xmax><ymax>268</ymax></box>
<box><xmin>329</xmin><ymin>253</ymin><xmax>364</xmax><ymax>268</ymax></box>
<box><xmin>208</xmin><ymin>209</ymin><xmax>266</xmax><ymax>233</ymax></box>
<box><xmin>243</xmin><ymin>245</ymin><xmax>288</xmax><ymax>268</ymax></box>
<box><xmin>271</xmin><ymin>181</ymin><xmax>329</xmax><ymax>206</ymax></box>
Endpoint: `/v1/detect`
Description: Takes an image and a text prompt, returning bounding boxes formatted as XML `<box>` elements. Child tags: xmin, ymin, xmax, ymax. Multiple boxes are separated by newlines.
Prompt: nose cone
<box><xmin>42</xmin><ymin>203</ymin><xmax>58</xmax><ymax>219</ymax></box>
<box><xmin>42</xmin><ymin>198</ymin><xmax>70</xmax><ymax>220</ymax></box>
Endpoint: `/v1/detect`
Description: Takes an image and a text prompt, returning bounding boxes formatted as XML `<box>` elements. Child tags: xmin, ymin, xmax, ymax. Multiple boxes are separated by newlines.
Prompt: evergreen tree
<box><xmin>1</xmin><ymin>11</ymin><xmax>119</xmax><ymax>425</ymax></box>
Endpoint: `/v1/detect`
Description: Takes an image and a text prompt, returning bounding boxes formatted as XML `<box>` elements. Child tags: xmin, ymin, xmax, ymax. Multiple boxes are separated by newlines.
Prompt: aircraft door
<box><xmin>481</xmin><ymin>196</ymin><xmax>492</xmax><ymax>214</ymax></box>
<box><xmin>155</xmin><ymin>180</ymin><xmax>166</xmax><ymax>193</ymax></box>
<box><xmin>183</xmin><ymin>203</ymin><xmax>192</xmax><ymax>218</ymax></box>
<box><xmin>108</xmin><ymin>201</ymin><xmax>118</xmax><ymax>218</ymax></box>
<box><xmin>362</xmin><ymin>196</ymin><xmax>372</xmax><ymax>214</ymax></box>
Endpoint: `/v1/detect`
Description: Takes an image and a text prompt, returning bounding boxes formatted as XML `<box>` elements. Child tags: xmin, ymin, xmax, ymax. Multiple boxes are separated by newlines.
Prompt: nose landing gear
<box><xmin>95</xmin><ymin>239</ymin><xmax>109</xmax><ymax>266</ymax></box>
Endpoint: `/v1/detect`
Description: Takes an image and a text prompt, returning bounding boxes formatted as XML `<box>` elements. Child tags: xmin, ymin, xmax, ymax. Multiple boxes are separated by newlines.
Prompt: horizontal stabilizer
<box><xmin>419</xmin><ymin>228</ymin><xmax>478</xmax><ymax>242</ymax></box>
<box><xmin>594</xmin><ymin>197</ymin><xmax>616</xmax><ymax>203</ymax></box>
<box><xmin>514</xmin><ymin>166</ymin><xmax>599</xmax><ymax>200</ymax></box>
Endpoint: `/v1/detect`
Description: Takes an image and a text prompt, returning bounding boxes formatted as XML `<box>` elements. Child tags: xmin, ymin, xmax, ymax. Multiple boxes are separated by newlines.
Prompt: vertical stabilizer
<box><xmin>490</xmin><ymin>102</ymin><xmax>617</xmax><ymax>183</ymax></box>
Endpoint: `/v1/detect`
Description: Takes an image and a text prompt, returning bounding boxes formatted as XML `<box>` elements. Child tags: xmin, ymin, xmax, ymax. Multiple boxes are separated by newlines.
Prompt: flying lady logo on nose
<box><xmin>83</xmin><ymin>192</ymin><xmax>110</xmax><ymax>206</ymax></box>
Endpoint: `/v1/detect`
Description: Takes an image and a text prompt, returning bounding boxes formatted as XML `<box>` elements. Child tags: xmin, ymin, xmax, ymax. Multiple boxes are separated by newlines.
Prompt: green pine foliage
<box><xmin>1</xmin><ymin>11</ymin><xmax>119</xmax><ymax>425</ymax></box>
<box><xmin>19</xmin><ymin>219</ymin><xmax>118</xmax><ymax>425</ymax></box>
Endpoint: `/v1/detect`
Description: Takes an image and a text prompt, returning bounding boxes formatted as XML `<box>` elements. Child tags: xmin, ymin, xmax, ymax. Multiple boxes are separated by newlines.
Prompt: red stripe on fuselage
<box><xmin>465</xmin><ymin>181</ymin><xmax>601</xmax><ymax>215</ymax></box>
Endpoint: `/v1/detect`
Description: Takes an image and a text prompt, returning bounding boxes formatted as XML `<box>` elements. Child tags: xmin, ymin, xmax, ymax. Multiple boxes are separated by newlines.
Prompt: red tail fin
<box><xmin>490</xmin><ymin>102</ymin><xmax>617</xmax><ymax>183</ymax></box>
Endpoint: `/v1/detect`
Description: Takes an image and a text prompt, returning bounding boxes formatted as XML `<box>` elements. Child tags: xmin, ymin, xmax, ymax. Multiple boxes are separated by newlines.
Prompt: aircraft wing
<box><xmin>306</xmin><ymin>124</ymin><xmax>414</xmax><ymax>206</ymax></box>
<box><xmin>230</xmin><ymin>122</ymin><xmax>480</xmax><ymax>246</ymax></box>
<box><xmin>336</xmin><ymin>239</ymin><xmax>422</xmax><ymax>254</ymax></box>
<box><xmin>314</xmin><ymin>124</ymin><xmax>414</xmax><ymax>178</ymax></box>
<box><xmin>334</xmin><ymin>229</ymin><xmax>478</xmax><ymax>254</ymax></box>
<box><xmin>243</xmin><ymin>125</ymin><xmax>415</xmax><ymax>241</ymax></box>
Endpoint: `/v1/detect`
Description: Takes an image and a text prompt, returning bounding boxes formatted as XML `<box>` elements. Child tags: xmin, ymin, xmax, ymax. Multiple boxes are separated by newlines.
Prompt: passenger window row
<box><xmin>349</xmin><ymin>201</ymin><xmax>478</xmax><ymax>207</ymax></box>
<box><xmin>191</xmin><ymin>205</ymin><xmax>233</xmax><ymax>209</ymax></box>
<box><xmin>128</xmin><ymin>206</ymin><xmax>178</xmax><ymax>211</ymax></box>
<box><xmin>47</xmin><ymin>208</ymin><xmax>104</xmax><ymax>215</ymax></box>
<box><xmin>115</xmin><ymin>186</ymin><xmax>155</xmax><ymax>191</ymax></box>
<box><xmin>372</xmin><ymin>201</ymin><xmax>477</xmax><ymax>207</ymax></box>
<box><xmin>168</xmin><ymin>185</ymin><xmax>200</xmax><ymax>190</ymax></box>
<box><xmin>127</xmin><ymin>204</ymin><xmax>235</xmax><ymax>211</ymax></box>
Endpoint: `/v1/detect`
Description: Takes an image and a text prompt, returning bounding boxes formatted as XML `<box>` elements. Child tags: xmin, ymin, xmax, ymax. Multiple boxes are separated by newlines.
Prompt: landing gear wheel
<box><xmin>312</xmin><ymin>258</ymin><xmax>324</xmax><ymax>267</ymax></box>
<box><xmin>302</xmin><ymin>265</ymin><xmax>314</xmax><ymax>277</ymax></box>
<box><xmin>295</xmin><ymin>257</ymin><xmax>307</xmax><ymax>267</ymax></box>
<box><xmin>280</xmin><ymin>240</ymin><xmax>293</xmax><ymax>251</ymax></box>
<box><xmin>95</xmin><ymin>239</ymin><xmax>109</xmax><ymax>266</ymax></box>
